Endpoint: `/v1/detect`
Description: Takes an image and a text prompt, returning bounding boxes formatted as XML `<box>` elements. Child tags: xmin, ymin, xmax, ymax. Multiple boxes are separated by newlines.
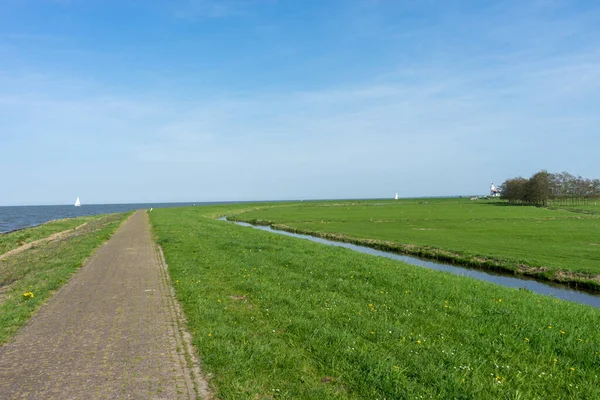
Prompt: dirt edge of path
<box><xmin>155</xmin><ymin>239</ymin><xmax>214</xmax><ymax>399</ymax></box>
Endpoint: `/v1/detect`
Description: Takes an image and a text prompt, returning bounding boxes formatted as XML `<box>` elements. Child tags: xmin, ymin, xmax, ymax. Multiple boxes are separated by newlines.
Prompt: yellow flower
<box><xmin>417</xmin><ymin>340</ymin><xmax>422</xmax><ymax>344</ymax></box>
<box><xmin>370</xmin><ymin>331</ymin><xmax>375</xmax><ymax>335</ymax></box>
<box><xmin>570</xmin><ymin>367</ymin><xmax>575</xmax><ymax>372</ymax></box>
<box><xmin>560</xmin><ymin>330</ymin><xmax>566</xmax><ymax>335</ymax></box>
<box><xmin>553</xmin><ymin>358</ymin><xmax>558</xmax><ymax>364</ymax></box>
<box><xmin>548</xmin><ymin>325</ymin><xmax>552</xmax><ymax>329</ymax></box>
<box><xmin>207</xmin><ymin>333</ymin><xmax>212</xmax><ymax>337</ymax></box>
<box><xmin>498</xmin><ymin>299</ymin><xmax>502</xmax><ymax>302</ymax></box>
<box><xmin>217</xmin><ymin>299</ymin><xmax>222</xmax><ymax>303</ymax></box>
<box><xmin>524</xmin><ymin>337</ymin><xmax>530</xmax><ymax>342</ymax></box>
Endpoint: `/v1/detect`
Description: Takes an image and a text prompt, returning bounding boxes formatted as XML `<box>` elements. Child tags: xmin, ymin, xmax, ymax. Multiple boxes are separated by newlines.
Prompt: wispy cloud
<box><xmin>1</xmin><ymin>0</ymin><xmax>600</xmax><ymax>204</ymax></box>
<box><xmin>173</xmin><ymin>0</ymin><xmax>261</xmax><ymax>19</ymax></box>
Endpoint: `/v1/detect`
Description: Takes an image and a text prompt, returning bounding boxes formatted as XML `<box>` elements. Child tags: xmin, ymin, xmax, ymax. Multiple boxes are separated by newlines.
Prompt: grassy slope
<box><xmin>235</xmin><ymin>198</ymin><xmax>600</xmax><ymax>284</ymax></box>
<box><xmin>0</xmin><ymin>213</ymin><xmax>129</xmax><ymax>344</ymax></box>
<box><xmin>151</xmin><ymin>206</ymin><xmax>600</xmax><ymax>399</ymax></box>
<box><xmin>0</xmin><ymin>216</ymin><xmax>99</xmax><ymax>255</ymax></box>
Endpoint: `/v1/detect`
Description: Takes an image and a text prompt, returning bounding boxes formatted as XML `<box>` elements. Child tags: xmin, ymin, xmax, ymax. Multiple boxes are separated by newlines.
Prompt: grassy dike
<box><xmin>0</xmin><ymin>213</ymin><xmax>129</xmax><ymax>344</ymax></box>
<box><xmin>150</xmin><ymin>206</ymin><xmax>600</xmax><ymax>399</ymax></box>
<box><xmin>0</xmin><ymin>216</ymin><xmax>99</xmax><ymax>255</ymax></box>
<box><xmin>234</xmin><ymin>198</ymin><xmax>600</xmax><ymax>289</ymax></box>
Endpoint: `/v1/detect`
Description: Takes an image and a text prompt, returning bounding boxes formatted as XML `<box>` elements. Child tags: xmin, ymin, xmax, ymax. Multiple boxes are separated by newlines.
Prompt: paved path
<box><xmin>0</xmin><ymin>211</ymin><xmax>208</xmax><ymax>399</ymax></box>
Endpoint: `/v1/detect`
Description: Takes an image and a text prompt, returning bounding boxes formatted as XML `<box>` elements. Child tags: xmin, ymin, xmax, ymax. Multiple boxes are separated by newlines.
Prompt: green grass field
<box><xmin>233</xmin><ymin>198</ymin><xmax>600</xmax><ymax>288</ymax></box>
<box><xmin>0</xmin><ymin>213</ymin><xmax>129</xmax><ymax>344</ymax></box>
<box><xmin>0</xmin><ymin>216</ymin><xmax>99</xmax><ymax>256</ymax></box>
<box><xmin>151</xmin><ymin>205</ymin><xmax>600</xmax><ymax>399</ymax></box>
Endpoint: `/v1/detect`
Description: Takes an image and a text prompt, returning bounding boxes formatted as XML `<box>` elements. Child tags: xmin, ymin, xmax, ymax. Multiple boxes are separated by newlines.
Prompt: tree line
<box><xmin>499</xmin><ymin>171</ymin><xmax>600</xmax><ymax>206</ymax></box>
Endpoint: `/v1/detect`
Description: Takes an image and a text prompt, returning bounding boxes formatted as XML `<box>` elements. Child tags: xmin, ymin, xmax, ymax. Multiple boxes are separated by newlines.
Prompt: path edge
<box><xmin>0</xmin><ymin>213</ymin><xmax>135</xmax><ymax>346</ymax></box>
<box><xmin>152</xmin><ymin>217</ymin><xmax>213</xmax><ymax>400</ymax></box>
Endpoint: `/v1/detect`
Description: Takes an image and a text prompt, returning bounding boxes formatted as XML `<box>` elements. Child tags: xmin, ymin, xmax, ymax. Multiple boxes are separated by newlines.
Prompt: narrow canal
<box><xmin>219</xmin><ymin>218</ymin><xmax>600</xmax><ymax>309</ymax></box>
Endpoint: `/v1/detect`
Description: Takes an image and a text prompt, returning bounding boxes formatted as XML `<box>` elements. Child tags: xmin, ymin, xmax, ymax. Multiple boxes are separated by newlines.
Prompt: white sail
<box><xmin>395</xmin><ymin>192</ymin><xmax>399</xmax><ymax>200</ymax></box>
<box><xmin>75</xmin><ymin>197</ymin><xmax>81</xmax><ymax>207</ymax></box>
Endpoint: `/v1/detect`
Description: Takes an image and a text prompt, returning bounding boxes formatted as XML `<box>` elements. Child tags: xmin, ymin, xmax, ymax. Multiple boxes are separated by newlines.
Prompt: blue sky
<box><xmin>1</xmin><ymin>0</ymin><xmax>599</xmax><ymax>205</ymax></box>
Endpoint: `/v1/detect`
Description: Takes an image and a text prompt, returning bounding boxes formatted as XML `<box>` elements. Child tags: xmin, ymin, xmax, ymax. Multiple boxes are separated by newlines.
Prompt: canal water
<box><xmin>220</xmin><ymin>218</ymin><xmax>600</xmax><ymax>309</ymax></box>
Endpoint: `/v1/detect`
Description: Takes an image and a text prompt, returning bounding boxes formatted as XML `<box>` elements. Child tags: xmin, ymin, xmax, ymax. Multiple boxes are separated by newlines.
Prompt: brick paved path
<box><xmin>0</xmin><ymin>211</ymin><xmax>207</xmax><ymax>399</ymax></box>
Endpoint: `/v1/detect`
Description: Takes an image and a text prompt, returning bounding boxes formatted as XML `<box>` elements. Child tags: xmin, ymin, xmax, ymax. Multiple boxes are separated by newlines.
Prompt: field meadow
<box><xmin>233</xmin><ymin>198</ymin><xmax>600</xmax><ymax>289</ymax></box>
<box><xmin>150</xmin><ymin>202</ymin><xmax>600</xmax><ymax>399</ymax></box>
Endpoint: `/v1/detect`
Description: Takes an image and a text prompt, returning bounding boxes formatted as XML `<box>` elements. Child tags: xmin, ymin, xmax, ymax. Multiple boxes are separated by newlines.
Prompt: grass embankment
<box><xmin>233</xmin><ymin>198</ymin><xmax>600</xmax><ymax>289</ymax></box>
<box><xmin>0</xmin><ymin>213</ymin><xmax>129</xmax><ymax>344</ymax></box>
<box><xmin>0</xmin><ymin>216</ymin><xmax>98</xmax><ymax>256</ymax></box>
<box><xmin>151</xmin><ymin>206</ymin><xmax>600</xmax><ymax>399</ymax></box>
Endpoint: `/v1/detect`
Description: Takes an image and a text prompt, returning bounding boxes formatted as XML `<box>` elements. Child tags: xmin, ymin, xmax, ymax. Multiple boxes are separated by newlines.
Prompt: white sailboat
<box><xmin>394</xmin><ymin>192</ymin><xmax>399</xmax><ymax>200</ymax></box>
<box><xmin>74</xmin><ymin>197</ymin><xmax>81</xmax><ymax>207</ymax></box>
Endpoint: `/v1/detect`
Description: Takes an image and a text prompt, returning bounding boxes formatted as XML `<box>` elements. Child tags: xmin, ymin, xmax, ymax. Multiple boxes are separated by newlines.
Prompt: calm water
<box><xmin>0</xmin><ymin>202</ymin><xmax>225</xmax><ymax>234</ymax></box>
<box><xmin>222</xmin><ymin>219</ymin><xmax>600</xmax><ymax>309</ymax></box>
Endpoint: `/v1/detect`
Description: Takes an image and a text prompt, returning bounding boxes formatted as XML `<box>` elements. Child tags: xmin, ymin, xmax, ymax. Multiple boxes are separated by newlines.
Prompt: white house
<box><xmin>490</xmin><ymin>183</ymin><xmax>501</xmax><ymax>197</ymax></box>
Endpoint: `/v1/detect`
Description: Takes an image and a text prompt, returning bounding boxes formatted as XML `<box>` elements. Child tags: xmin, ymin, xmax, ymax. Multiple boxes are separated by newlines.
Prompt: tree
<box><xmin>500</xmin><ymin>170</ymin><xmax>600</xmax><ymax>207</ymax></box>
<box><xmin>525</xmin><ymin>170</ymin><xmax>551</xmax><ymax>206</ymax></box>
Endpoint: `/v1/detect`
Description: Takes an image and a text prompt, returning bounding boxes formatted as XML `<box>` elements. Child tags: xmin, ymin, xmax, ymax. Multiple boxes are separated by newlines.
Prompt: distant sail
<box><xmin>75</xmin><ymin>197</ymin><xmax>81</xmax><ymax>207</ymax></box>
<box><xmin>395</xmin><ymin>192</ymin><xmax>399</xmax><ymax>200</ymax></box>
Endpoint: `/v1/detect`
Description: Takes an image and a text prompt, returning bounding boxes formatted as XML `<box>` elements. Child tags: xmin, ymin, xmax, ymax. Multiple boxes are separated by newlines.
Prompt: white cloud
<box><xmin>173</xmin><ymin>0</ymin><xmax>260</xmax><ymax>19</ymax></box>
<box><xmin>1</xmin><ymin>0</ymin><xmax>600</xmax><ymax>204</ymax></box>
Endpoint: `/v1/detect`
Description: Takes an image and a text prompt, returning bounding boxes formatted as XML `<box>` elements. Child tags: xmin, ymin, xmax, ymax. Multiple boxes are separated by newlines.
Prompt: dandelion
<box><xmin>23</xmin><ymin>292</ymin><xmax>34</xmax><ymax>299</ymax></box>
<box><xmin>207</xmin><ymin>333</ymin><xmax>212</xmax><ymax>337</ymax></box>
<box><xmin>570</xmin><ymin>367</ymin><xmax>575</xmax><ymax>372</ymax></box>
<box><xmin>370</xmin><ymin>331</ymin><xmax>375</xmax><ymax>335</ymax></box>
<box><xmin>217</xmin><ymin>299</ymin><xmax>222</xmax><ymax>303</ymax></box>
<box><xmin>498</xmin><ymin>299</ymin><xmax>502</xmax><ymax>302</ymax></box>
<box><xmin>524</xmin><ymin>338</ymin><xmax>530</xmax><ymax>342</ymax></box>
<box><xmin>548</xmin><ymin>325</ymin><xmax>552</xmax><ymax>329</ymax></box>
<box><xmin>417</xmin><ymin>340</ymin><xmax>422</xmax><ymax>344</ymax></box>
<box><xmin>553</xmin><ymin>358</ymin><xmax>558</xmax><ymax>364</ymax></box>
<box><xmin>560</xmin><ymin>330</ymin><xmax>566</xmax><ymax>335</ymax></box>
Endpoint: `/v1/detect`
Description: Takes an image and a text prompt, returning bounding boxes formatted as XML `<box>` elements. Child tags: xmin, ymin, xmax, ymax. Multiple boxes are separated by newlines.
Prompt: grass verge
<box><xmin>0</xmin><ymin>213</ymin><xmax>129</xmax><ymax>344</ymax></box>
<box><xmin>151</xmin><ymin>206</ymin><xmax>600</xmax><ymax>399</ymax></box>
<box><xmin>0</xmin><ymin>216</ymin><xmax>99</xmax><ymax>256</ymax></box>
